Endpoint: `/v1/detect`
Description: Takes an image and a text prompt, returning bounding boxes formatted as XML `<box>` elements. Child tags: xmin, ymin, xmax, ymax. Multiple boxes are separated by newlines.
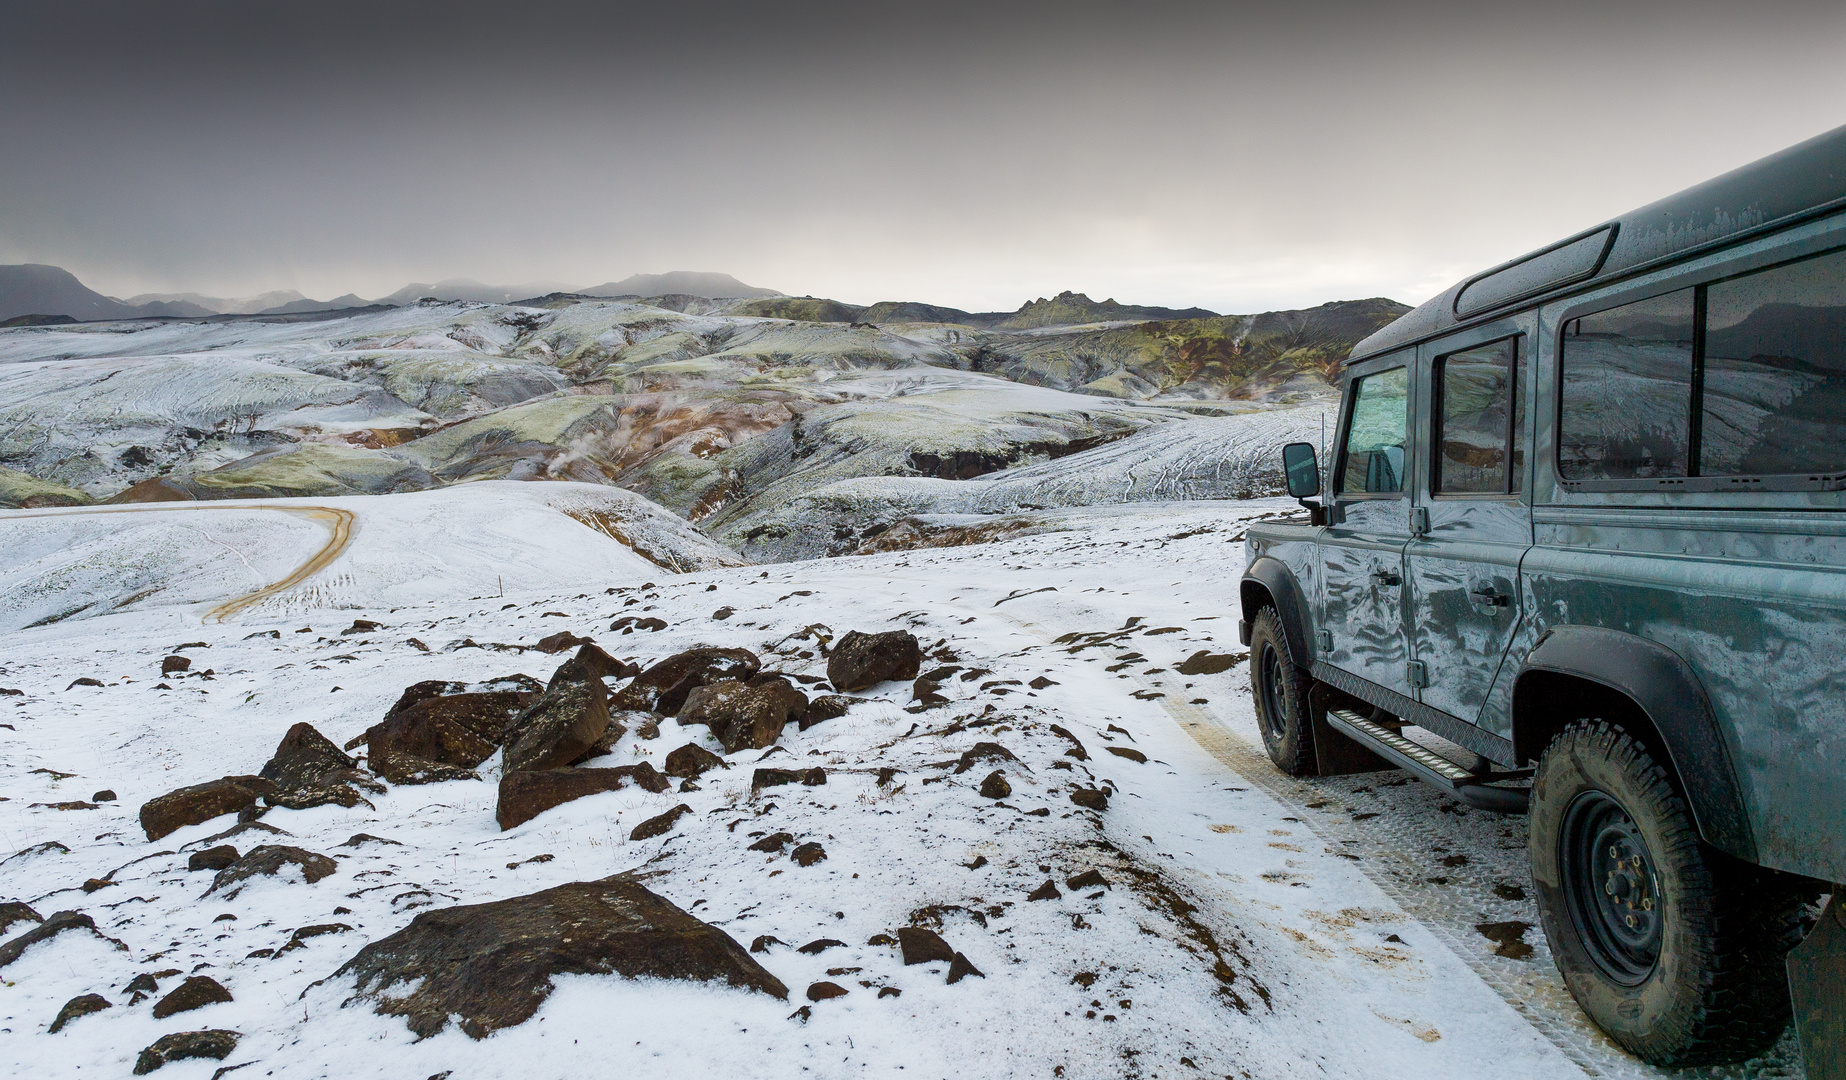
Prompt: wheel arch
<box><xmin>1239</xmin><ymin>556</ymin><xmax>1313</xmax><ymax>666</ymax></box>
<box><xmin>1512</xmin><ymin>626</ymin><xmax>1755</xmax><ymax>862</ymax></box>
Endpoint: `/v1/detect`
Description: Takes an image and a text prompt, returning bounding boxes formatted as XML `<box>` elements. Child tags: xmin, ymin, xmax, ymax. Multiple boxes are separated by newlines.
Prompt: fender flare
<box><xmin>1239</xmin><ymin>556</ymin><xmax>1314</xmax><ymax>667</ymax></box>
<box><xmin>1514</xmin><ymin>626</ymin><xmax>1755</xmax><ymax>861</ymax></box>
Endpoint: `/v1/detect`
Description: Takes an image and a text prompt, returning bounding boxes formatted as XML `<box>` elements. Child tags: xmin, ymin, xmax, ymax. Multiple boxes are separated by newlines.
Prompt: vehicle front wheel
<box><xmin>1249</xmin><ymin>607</ymin><xmax>1316</xmax><ymax>776</ymax></box>
<box><xmin>1530</xmin><ymin>719</ymin><xmax>1816</xmax><ymax>1066</ymax></box>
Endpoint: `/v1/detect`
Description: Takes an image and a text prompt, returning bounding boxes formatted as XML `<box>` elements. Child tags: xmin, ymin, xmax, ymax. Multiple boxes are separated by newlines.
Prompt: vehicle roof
<box><xmin>1348</xmin><ymin>123</ymin><xmax>1846</xmax><ymax>366</ymax></box>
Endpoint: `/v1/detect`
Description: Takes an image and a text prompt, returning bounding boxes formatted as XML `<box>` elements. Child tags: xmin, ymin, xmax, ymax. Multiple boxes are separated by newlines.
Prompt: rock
<box><xmin>277</xmin><ymin>923</ymin><xmax>352</xmax><ymax>954</ymax></box>
<box><xmin>48</xmin><ymin>992</ymin><xmax>110</xmax><ymax>1033</ymax></box>
<box><xmin>610</xmin><ymin>647</ymin><xmax>760</xmax><ymax>715</ymax></box>
<box><xmin>954</xmin><ymin>742</ymin><xmax>1018</xmax><ymax>774</ymax></box>
<box><xmin>1069</xmin><ymin>787</ymin><xmax>1109</xmax><ymax>811</ymax></box>
<box><xmin>1066</xmin><ymin>869</ymin><xmax>1108</xmax><ymax>891</ymax></box>
<box><xmin>1029</xmin><ymin>676</ymin><xmax>1058</xmax><ymax>689</ymax></box>
<box><xmin>635</xmin><ymin>719</ymin><xmax>661</xmax><ymax>740</ymax></box>
<box><xmin>911</xmin><ymin>678</ymin><xmax>949</xmax><ymax>706</ymax></box>
<box><xmin>340</xmin><ymin>833</ymin><xmax>401</xmax><ymax>848</ymax></box>
<box><xmin>979</xmin><ymin>771</ymin><xmax>1011</xmax><ymax>800</ymax></box>
<box><xmin>263</xmin><ymin>783</ymin><xmax>372</xmax><ymax>812</ymax></box>
<box><xmin>664</xmin><ymin>742</ymin><xmax>725</xmax><ymax>779</ymax></box>
<box><xmin>947</xmin><ymin>952</ymin><xmax>984</xmax><ymax>983</ymax></box>
<box><xmin>556</xmin><ymin>643</ymin><xmax>639</xmax><ymax>685</ymax></box>
<box><xmin>260</xmin><ymin>722</ymin><xmax>381</xmax><ymax>795</ymax></box>
<box><xmin>66</xmin><ymin>677</ymin><xmax>105</xmax><ymax>689</ymax></box>
<box><xmin>160</xmin><ymin>655</ymin><xmax>191</xmax><ymax>675</ymax></box>
<box><xmin>333</xmin><ymin>874</ymin><xmax>788</xmax><ymax>1039</ymax></box>
<box><xmin>369</xmin><ymin>747</ymin><xmax>479</xmax><ymax>786</ymax></box>
<box><xmin>81</xmin><ymin>877</ymin><xmax>114</xmax><ymax>893</ymax></box>
<box><xmin>502</xmin><ymin>677</ymin><xmax>611</xmax><ymax>774</ymax></box>
<box><xmin>749</xmin><ymin>934</ymin><xmax>784</xmax><ymax>953</ymax></box>
<box><xmin>91</xmin><ymin>789</ymin><xmax>117</xmax><ymax>802</ymax></box>
<box><xmin>188</xmin><ymin>846</ymin><xmax>240</xmax><ymax>872</ymax></box>
<box><xmin>747</xmin><ymin>832</ymin><xmax>794</xmax><ymax>853</ymax></box>
<box><xmin>711</xmin><ymin>606</ymin><xmax>734</xmax><ymax>620</ymax></box>
<box><xmin>878</xmin><ymin>986</ymin><xmax>902</xmax><ymax>998</ymax></box>
<box><xmin>801</xmin><ymin>695</ymin><xmax>853</xmax><ymax>729</ymax></box>
<box><xmin>1176</xmin><ymin>651</ymin><xmax>1242</xmax><ymax>676</ymax></box>
<box><xmin>1048</xmin><ymin>724</ymin><xmax>1089</xmax><ymax>760</ymax></box>
<box><xmin>897</xmin><ymin>926</ymin><xmax>955</xmax><ymax>966</ymax></box>
<box><xmin>630</xmin><ymin>804</ymin><xmax>692</xmax><ymax>841</ymax></box>
<box><xmin>1027</xmin><ymin>879</ymin><xmax>1061</xmax><ymax>901</ymax></box>
<box><xmin>133</xmin><ymin>1030</ymin><xmax>239</xmax><ymax>1074</ymax></box>
<box><xmin>342</xmin><ymin>619</ymin><xmax>382</xmax><ymax>635</ymax></box>
<box><xmin>1105</xmin><ymin>745</ymin><xmax>1147</xmax><ymax>763</ymax></box>
<box><xmin>791</xmin><ymin>842</ymin><xmax>827</xmax><ymax>867</ymax></box>
<box><xmin>752</xmin><ymin>767</ymin><xmax>826</xmax><ymax>791</ymax></box>
<box><xmin>151</xmin><ymin>975</ymin><xmax>232</xmax><ymax>1019</ymax></box>
<box><xmin>568</xmin><ymin>715</ymin><xmax>631</xmax><ymax>764</ymax></box>
<box><xmin>798</xmin><ymin>938</ymin><xmax>846</xmax><ymax>954</ymax></box>
<box><xmin>535</xmin><ymin>630</ymin><xmax>591</xmax><ymax>653</ymax></box>
<box><xmin>377</xmin><ymin>679</ymin><xmax>465</xmax><ymax>721</ymax></box>
<box><xmin>360</xmin><ymin>698</ymin><xmax>511</xmax><ymax>770</ymax></box>
<box><xmin>806</xmin><ymin>981</ymin><xmax>848</xmax><ymax>1001</ymax></box>
<box><xmin>124</xmin><ymin>972</ymin><xmax>165</xmax><ymax>995</ymax></box>
<box><xmin>0</xmin><ymin>902</ymin><xmax>42</xmax><ymax>936</ymax></box>
<box><xmin>678</xmin><ymin>676</ymin><xmax>808</xmax><ymax>753</ymax></box>
<box><xmin>140</xmin><ymin>776</ymin><xmax>276</xmax><ymax>841</ymax></box>
<box><xmin>205</xmin><ymin>845</ymin><xmax>338</xmax><ymax>898</ymax></box>
<box><xmin>0</xmin><ymin>911</ymin><xmax>121</xmax><ymax>969</ymax></box>
<box><xmin>826</xmin><ymin>630</ymin><xmax>921</xmax><ymax>691</ymax></box>
<box><xmin>496</xmin><ymin>764</ymin><xmax>667</xmax><ymax>830</ymax></box>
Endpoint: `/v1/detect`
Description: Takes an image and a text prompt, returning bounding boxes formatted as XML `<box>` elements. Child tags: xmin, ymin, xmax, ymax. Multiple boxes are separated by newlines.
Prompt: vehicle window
<box><xmin>1339</xmin><ymin>367</ymin><xmax>1408</xmax><ymax>494</ymax></box>
<box><xmin>1700</xmin><ymin>247</ymin><xmax>1846</xmax><ymax>476</ymax></box>
<box><xmin>1559</xmin><ymin>289</ymin><xmax>1695</xmax><ymax>479</ymax></box>
<box><xmin>1435</xmin><ymin>338</ymin><xmax>1517</xmax><ymax>494</ymax></box>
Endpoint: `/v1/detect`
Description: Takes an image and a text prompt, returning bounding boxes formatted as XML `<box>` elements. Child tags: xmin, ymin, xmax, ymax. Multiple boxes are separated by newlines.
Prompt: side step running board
<box><xmin>1325</xmin><ymin>708</ymin><xmax>1532</xmax><ymax>814</ymax></box>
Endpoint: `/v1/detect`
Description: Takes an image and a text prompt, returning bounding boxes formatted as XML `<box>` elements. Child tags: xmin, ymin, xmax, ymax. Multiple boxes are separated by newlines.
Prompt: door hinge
<box><xmin>1409</xmin><ymin>506</ymin><xmax>1430</xmax><ymax>536</ymax></box>
<box><xmin>1406</xmin><ymin>660</ymin><xmax>1430</xmax><ymax>689</ymax></box>
<box><xmin>1315</xmin><ymin>629</ymin><xmax>1333</xmax><ymax>653</ymax></box>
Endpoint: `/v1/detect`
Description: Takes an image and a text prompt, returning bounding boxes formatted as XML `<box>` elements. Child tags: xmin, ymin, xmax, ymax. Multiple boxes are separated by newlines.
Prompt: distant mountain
<box><xmin>730</xmin><ymin>296</ymin><xmax>869</xmax><ymax>322</ymax></box>
<box><xmin>0</xmin><ymin>264</ymin><xmax>142</xmax><ymax>322</ymax></box>
<box><xmin>974</xmin><ymin>291</ymin><xmax>1219</xmax><ymax>330</ymax></box>
<box><xmin>258</xmin><ymin>293</ymin><xmax>371</xmax><ymax>315</ymax></box>
<box><xmin>581</xmin><ymin>271</ymin><xmax>780</xmax><ymax>299</ymax></box>
<box><xmin>370</xmin><ymin>279</ymin><xmax>576</xmax><ymax>306</ymax></box>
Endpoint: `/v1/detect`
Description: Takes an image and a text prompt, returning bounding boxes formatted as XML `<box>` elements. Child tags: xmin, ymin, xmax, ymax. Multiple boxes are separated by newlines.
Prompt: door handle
<box><xmin>1370</xmin><ymin>569</ymin><xmax>1402</xmax><ymax>588</ymax></box>
<box><xmin>1469</xmin><ymin>584</ymin><xmax>1510</xmax><ymax>608</ymax></box>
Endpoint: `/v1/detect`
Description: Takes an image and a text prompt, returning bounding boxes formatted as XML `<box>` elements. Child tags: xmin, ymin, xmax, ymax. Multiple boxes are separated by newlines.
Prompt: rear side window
<box><xmin>1701</xmin><ymin>248</ymin><xmax>1846</xmax><ymax>475</ymax></box>
<box><xmin>1559</xmin><ymin>290</ymin><xmax>1695</xmax><ymax>479</ymax></box>
<box><xmin>1339</xmin><ymin>367</ymin><xmax>1408</xmax><ymax>494</ymax></box>
<box><xmin>1434</xmin><ymin>337</ymin><xmax>1522</xmax><ymax>495</ymax></box>
<box><xmin>1558</xmin><ymin>245</ymin><xmax>1846</xmax><ymax>487</ymax></box>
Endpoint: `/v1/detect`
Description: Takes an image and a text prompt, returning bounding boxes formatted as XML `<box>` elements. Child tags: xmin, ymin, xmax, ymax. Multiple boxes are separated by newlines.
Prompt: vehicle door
<box><xmin>1406</xmin><ymin>317</ymin><xmax>1534</xmax><ymax>733</ymax></box>
<box><xmin>1321</xmin><ymin>354</ymin><xmax>1416</xmax><ymax>698</ymax></box>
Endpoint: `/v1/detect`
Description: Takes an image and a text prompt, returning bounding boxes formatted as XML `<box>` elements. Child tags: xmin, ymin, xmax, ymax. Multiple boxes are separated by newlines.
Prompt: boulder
<box><xmin>0</xmin><ymin>911</ymin><xmax>122</xmax><ymax>969</ymax></box>
<box><xmin>0</xmin><ymin>901</ymin><xmax>41</xmax><ymax>936</ymax></box>
<box><xmin>368</xmin><ymin>747</ymin><xmax>479</xmax><ymax>786</ymax></box>
<box><xmin>133</xmin><ymin>1030</ymin><xmax>238</xmax><ymax>1074</ymax></box>
<box><xmin>791</xmin><ymin>842</ymin><xmax>827</xmax><ymax>867</ymax></box>
<box><xmin>535</xmin><ymin>630</ymin><xmax>591</xmax><ymax>653</ymax></box>
<box><xmin>260</xmin><ymin>722</ymin><xmax>381</xmax><ymax>794</ymax></box>
<box><xmin>630</xmin><ymin>804</ymin><xmax>692</xmax><ymax>841</ymax></box>
<box><xmin>979</xmin><ymin>770</ymin><xmax>1011</xmax><ymax>799</ymax></box>
<box><xmin>205</xmin><ymin>845</ymin><xmax>337</xmax><ymax>898</ymax></box>
<box><xmin>801</xmin><ymin>695</ymin><xmax>854</xmax><ymax>729</ymax></box>
<box><xmin>1027</xmin><ymin>879</ymin><xmax>1061</xmax><ymax>901</ymax></box>
<box><xmin>547</xmin><ymin>642</ymin><xmax>640</xmax><ymax>690</ymax></box>
<box><xmin>806</xmin><ymin>981</ymin><xmax>848</xmax><ymax>1001</ymax></box>
<box><xmin>677</xmin><ymin>676</ymin><xmax>807</xmax><ymax>754</ymax></box>
<box><xmin>826</xmin><ymin>630</ymin><xmax>921</xmax><ymax>691</ymax></box>
<box><xmin>947</xmin><ymin>952</ymin><xmax>984</xmax><ymax>983</ymax></box>
<box><xmin>1070</xmin><ymin>787</ymin><xmax>1109</xmax><ymax>811</ymax></box>
<box><xmin>333</xmin><ymin>874</ymin><xmax>788</xmax><ymax>1039</ymax></box>
<box><xmin>151</xmin><ymin>975</ymin><xmax>232</xmax><ymax>1019</ymax></box>
<box><xmin>663</xmin><ymin>742</ymin><xmax>725</xmax><ymax>779</ymax></box>
<box><xmin>751</xmin><ymin>767</ymin><xmax>826</xmax><ymax>791</ymax></box>
<box><xmin>48</xmin><ymin>992</ymin><xmax>110</xmax><ymax>1033</ymax></box>
<box><xmin>609</xmin><ymin>647</ymin><xmax>759</xmax><ymax>714</ymax></box>
<box><xmin>502</xmin><ymin>678</ymin><xmax>611</xmax><ymax>775</ymax></box>
<box><xmin>496</xmin><ymin>764</ymin><xmax>668</xmax><ymax>830</ymax></box>
<box><xmin>567</xmin><ymin>714</ymin><xmax>631</xmax><ymax>765</ymax></box>
<box><xmin>378</xmin><ymin>679</ymin><xmax>467</xmax><ymax>721</ymax></box>
<box><xmin>139</xmin><ymin>776</ymin><xmax>277</xmax><ymax>842</ymax></box>
<box><xmin>187</xmin><ymin>846</ymin><xmax>239</xmax><ymax>872</ymax></box>
<box><xmin>360</xmin><ymin>707</ymin><xmax>498</xmax><ymax>771</ymax></box>
<box><xmin>954</xmin><ymin>742</ymin><xmax>1018</xmax><ymax>774</ymax></box>
<box><xmin>160</xmin><ymin>655</ymin><xmax>190</xmax><ymax>675</ymax></box>
<box><xmin>897</xmin><ymin>926</ymin><xmax>955</xmax><ymax>965</ymax></box>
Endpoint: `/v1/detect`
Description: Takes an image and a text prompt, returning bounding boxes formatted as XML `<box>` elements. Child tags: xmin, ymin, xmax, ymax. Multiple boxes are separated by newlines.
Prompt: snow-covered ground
<box><xmin>0</xmin><ymin>493</ymin><xmax>1803</xmax><ymax>1079</ymax></box>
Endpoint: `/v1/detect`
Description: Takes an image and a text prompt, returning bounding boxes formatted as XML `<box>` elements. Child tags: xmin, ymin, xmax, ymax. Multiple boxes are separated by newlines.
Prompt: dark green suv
<box><xmin>1241</xmin><ymin>125</ymin><xmax>1846</xmax><ymax>1072</ymax></box>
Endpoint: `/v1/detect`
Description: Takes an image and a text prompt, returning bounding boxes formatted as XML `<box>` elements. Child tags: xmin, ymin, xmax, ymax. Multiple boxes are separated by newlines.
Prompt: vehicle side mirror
<box><xmin>1282</xmin><ymin>442</ymin><xmax>1321</xmax><ymax>500</ymax></box>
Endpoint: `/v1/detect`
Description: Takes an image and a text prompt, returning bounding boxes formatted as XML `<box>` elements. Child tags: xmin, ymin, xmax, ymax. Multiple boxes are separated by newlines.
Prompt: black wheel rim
<box><xmin>1257</xmin><ymin>642</ymin><xmax>1288</xmax><ymax>741</ymax></box>
<box><xmin>1559</xmin><ymin>789</ymin><xmax>1662</xmax><ymax>985</ymax></box>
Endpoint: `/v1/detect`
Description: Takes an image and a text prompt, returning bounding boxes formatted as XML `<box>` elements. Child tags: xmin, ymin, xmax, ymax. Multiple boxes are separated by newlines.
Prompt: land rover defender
<box><xmin>1240</xmin><ymin>126</ymin><xmax>1846</xmax><ymax>1071</ymax></box>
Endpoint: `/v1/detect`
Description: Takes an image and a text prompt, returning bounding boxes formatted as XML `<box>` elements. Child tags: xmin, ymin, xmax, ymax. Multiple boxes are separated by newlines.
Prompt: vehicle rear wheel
<box><xmin>1249</xmin><ymin>607</ymin><xmax>1315</xmax><ymax>776</ymax></box>
<box><xmin>1530</xmin><ymin>719</ymin><xmax>1816</xmax><ymax>1066</ymax></box>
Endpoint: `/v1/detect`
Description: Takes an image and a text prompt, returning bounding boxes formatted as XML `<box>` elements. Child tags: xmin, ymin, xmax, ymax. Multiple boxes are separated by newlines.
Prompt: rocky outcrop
<box><xmin>139</xmin><ymin>776</ymin><xmax>277</xmax><ymax>842</ymax></box>
<box><xmin>676</xmin><ymin>675</ymin><xmax>808</xmax><ymax>753</ymax></box>
<box><xmin>133</xmin><ymin>1030</ymin><xmax>239</xmax><ymax>1074</ymax></box>
<box><xmin>496</xmin><ymin>764</ymin><xmax>669</xmax><ymax>830</ymax></box>
<box><xmin>609</xmin><ymin>647</ymin><xmax>759</xmax><ymax>714</ymax></box>
<box><xmin>333</xmin><ymin>875</ymin><xmax>788</xmax><ymax>1039</ymax></box>
<box><xmin>205</xmin><ymin>845</ymin><xmax>337</xmax><ymax>898</ymax></box>
<box><xmin>0</xmin><ymin>901</ymin><xmax>41</xmax><ymax>936</ymax></box>
<box><xmin>826</xmin><ymin>631</ymin><xmax>921</xmax><ymax>691</ymax></box>
<box><xmin>151</xmin><ymin>975</ymin><xmax>232</xmax><ymax>1019</ymax></box>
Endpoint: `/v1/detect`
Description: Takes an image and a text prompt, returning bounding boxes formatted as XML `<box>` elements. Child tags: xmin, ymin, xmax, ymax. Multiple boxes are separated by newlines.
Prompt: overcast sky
<box><xmin>3</xmin><ymin>0</ymin><xmax>1843</xmax><ymax>312</ymax></box>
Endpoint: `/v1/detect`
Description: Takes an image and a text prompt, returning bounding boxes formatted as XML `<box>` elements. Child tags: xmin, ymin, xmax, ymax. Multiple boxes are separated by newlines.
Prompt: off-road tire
<box><xmin>1530</xmin><ymin>719</ymin><xmax>1816</xmax><ymax>1066</ymax></box>
<box><xmin>1249</xmin><ymin>607</ymin><xmax>1316</xmax><ymax>776</ymax></box>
